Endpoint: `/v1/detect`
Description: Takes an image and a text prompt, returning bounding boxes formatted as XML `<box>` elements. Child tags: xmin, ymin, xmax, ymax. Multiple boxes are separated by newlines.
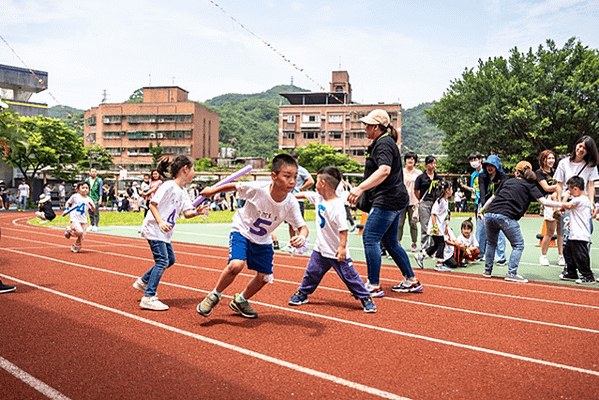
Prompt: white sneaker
<box><xmin>281</xmin><ymin>244</ymin><xmax>294</xmax><ymax>253</ymax></box>
<box><xmin>133</xmin><ymin>278</ymin><xmax>148</xmax><ymax>293</ymax></box>
<box><xmin>140</xmin><ymin>296</ymin><xmax>169</xmax><ymax>311</ymax></box>
<box><xmin>91</xmin><ymin>226</ymin><xmax>98</xmax><ymax>232</ymax></box>
<box><xmin>71</xmin><ymin>244</ymin><xmax>81</xmax><ymax>253</ymax></box>
<box><xmin>86</xmin><ymin>226</ymin><xmax>93</xmax><ymax>232</ymax></box>
<box><xmin>558</xmin><ymin>255</ymin><xmax>566</xmax><ymax>266</ymax></box>
<box><xmin>65</xmin><ymin>227</ymin><xmax>72</xmax><ymax>239</ymax></box>
<box><xmin>539</xmin><ymin>255</ymin><xmax>549</xmax><ymax>266</ymax></box>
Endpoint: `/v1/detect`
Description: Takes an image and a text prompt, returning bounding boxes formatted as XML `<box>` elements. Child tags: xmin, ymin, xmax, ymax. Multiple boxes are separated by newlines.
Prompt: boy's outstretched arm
<box><xmin>200</xmin><ymin>183</ymin><xmax>237</xmax><ymax>199</ymax></box>
<box><xmin>289</xmin><ymin>225</ymin><xmax>309</xmax><ymax>248</ymax></box>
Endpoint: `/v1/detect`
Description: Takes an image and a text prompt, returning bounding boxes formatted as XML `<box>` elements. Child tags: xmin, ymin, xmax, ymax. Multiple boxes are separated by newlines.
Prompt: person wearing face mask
<box><xmin>478</xmin><ymin>154</ymin><xmax>507</xmax><ymax>265</ymax></box>
<box><xmin>460</xmin><ymin>152</ymin><xmax>484</xmax><ymax>256</ymax></box>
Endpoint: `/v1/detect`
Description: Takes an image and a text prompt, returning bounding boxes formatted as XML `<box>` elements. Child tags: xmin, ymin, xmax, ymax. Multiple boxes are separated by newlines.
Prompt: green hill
<box><xmin>401</xmin><ymin>102</ymin><xmax>445</xmax><ymax>155</ymax></box>
<box><xmin>48</xmin><ymin>105</ymin><xmax>85</xmax><ymax>137</ymax></box>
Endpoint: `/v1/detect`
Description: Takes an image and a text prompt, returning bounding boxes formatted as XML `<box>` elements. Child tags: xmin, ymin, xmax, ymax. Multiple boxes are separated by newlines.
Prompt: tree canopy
<box><xmin>292</xmin><ymin>142</ymin><xmax>361</xmax><ymax>173</ymax></box>
<box><xmin>2</xmin><ymin>115</ymin><xmax>87</xmax><ymax>183</ymax></box>
<box><xmin>426</xmin><ymin>38</ymin><xmax>599</xmax><ymax>172</ymax></box>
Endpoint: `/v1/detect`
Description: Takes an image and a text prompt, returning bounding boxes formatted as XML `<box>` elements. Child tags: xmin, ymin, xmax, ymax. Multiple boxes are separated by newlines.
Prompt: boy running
<box><xmin>197</xmin><ymin>154</ymin><xmax>308</xmax><ymax>319</ymax></box>
<box><xmin>288</xmin><ymin>166</ymin><xmax>376</xmax><ymax>313</ymax></box>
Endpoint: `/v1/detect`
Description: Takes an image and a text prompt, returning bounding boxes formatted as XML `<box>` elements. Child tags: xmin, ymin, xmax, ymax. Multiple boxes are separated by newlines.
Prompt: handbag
<box><xmin>356</xmin><ymin>190</ymin><xmax>373</xmax><ymax>213</ymax></box>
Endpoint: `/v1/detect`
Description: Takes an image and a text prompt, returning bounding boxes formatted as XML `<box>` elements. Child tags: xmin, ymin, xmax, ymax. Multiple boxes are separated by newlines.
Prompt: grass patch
<box><xmin>30</xmin><ymin>209</ymin><xmax>316</xmax><ymax>227</ymax></box>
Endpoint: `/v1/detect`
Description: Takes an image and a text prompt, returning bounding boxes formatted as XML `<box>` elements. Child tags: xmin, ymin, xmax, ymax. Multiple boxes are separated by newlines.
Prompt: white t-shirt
<box><xmin>428</xmin><ymin>198</ymin><xmax>449</xmax><ymax>236</ymax></box>
<box><xmin>58</xmin><ymin>184</ymin><xmax>66</xmax><ymax>198</ymax></box>
<box><xmin>141</xmin><ymin>180</ymin><xmax>194</xmax><ymax>242</ymax></box>
<box><xmin>457</xmin><ymin>233</ymin><xmax>479</xmax><ymax>248</ymax></box>
<box><xmin>554</xmin><ymin>158</ymin><xmax>599</xmax><ymax>197</ymax></box>
<box><xmin>304</xmin><ymin>192</ymin><xmax>350</xmax><ymax>259</ymax></box>
<box><xmin>66</xmin><ymin>193</ymin><xmax>94</xmax><ymax>224</ymax></box>
<box><xmin>232</xmin><ymin>181</ymin><xmax>306</xmax><ymax>245</ymax></box>
<box><xmin>567</xmin><ymin>196</ymin><xmax>591</xmax><ymax>242</ymax></box>
<box><xmin>18</xmin><ymin>183</ymin><xmax>29</xmax><ymax>197</ymax></box>
<box><xmin>403</xmin><ymin>167</ymin><xmax>422</xmax><ymax>206</ymax></box>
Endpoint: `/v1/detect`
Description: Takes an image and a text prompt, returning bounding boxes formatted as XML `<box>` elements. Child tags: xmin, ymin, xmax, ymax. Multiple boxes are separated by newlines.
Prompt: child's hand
<box><xmin>335</xmin><ymin>246</ymin><xmax>347</xmax><ymax>262</ymax></box>
<box><xmin>431</xmin><ymin>223</ymin><xmax>439</xmax><ymax>235</ymax></box>
<box><xmin>195</xmin><ymin>204</ymin><xmax>208</xmax><ymax>216</ymax></box>
<box><xmin>159</xmin><ymin>221</ymin><xmax>173</xmax><ymax>232</ymax></box>
<box><xmin>289</xmin><ymin>234</ymin><xmax>306</xmax><ymax>248</ymax></box>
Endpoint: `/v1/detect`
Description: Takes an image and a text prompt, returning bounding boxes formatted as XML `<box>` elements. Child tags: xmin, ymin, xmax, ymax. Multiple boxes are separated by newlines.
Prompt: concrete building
<box><xmin>83</xmin><ymin>87</ymin><xmax>219</xmax><ymax>171</ymax></box>
<box><xmin>278</xmin><ymin>71</ymin><xmax>401</xmax><ymax>164</ymax></box>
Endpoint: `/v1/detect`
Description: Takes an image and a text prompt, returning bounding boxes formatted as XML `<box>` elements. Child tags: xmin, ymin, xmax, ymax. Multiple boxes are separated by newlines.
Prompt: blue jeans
<box><xmin>363</xmin><ymin>207</ymin><xmax>415</xmax><ymax>286</ymax></box>
<box><xmin>141</xmin><ymin>240</ymin><xmax>176</xmax><ymax>297</ymax></box>
<box><xmin>484</xmin><ymin>213</ymin><xmax>524</xmax><ymax>275</ymax></box>
<box><xmin>18</xmin><ymin>195</ymin><xmax>27</xmax><ymax>210</ymax></box>
<box><xmin>477</xmin><ymin>203</ymin><xmax>506</xmax><ymax>261</ymax></box>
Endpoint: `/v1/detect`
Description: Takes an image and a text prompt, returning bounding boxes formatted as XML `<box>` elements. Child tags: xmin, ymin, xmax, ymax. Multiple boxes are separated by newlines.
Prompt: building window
<box><xmin>352</xmin><ymin>149</ymin><xmax>365</xmax><ymax>156</ymax></box>
<box><xmin>288</xmin><ymin>115</ymin><xmax>295</xmax><ymax>123</ymax></box>
<box><xmin>283</xmin><ymin>131</ymin><xmax>295</xmax><ymax>140</ymax></box>
<box><xmin>329</xmin><ymin>114</ymin><xmax>342</xmax><ymax>123</ymax></box>
<box><xmin>329</xmin><ymin>131</ymin><xmax>342</xmax><ymax>140</ymax></box>
<box><xmin>335</xmin><ymin>85</ymin><xmax>344</xmax><ymax>92</ymax></box>
<box><xmin>86</xmin><ymin>116</ymin><xmax>96</xmax><ymax>126</ymax></box>
<box><xmin>303</xmin><ymin>115</ymin><xmax>318</xmax><ymax>123</ymax></box>
<box><xmin>102</xmin><ymin>115</ymin><xmax>122</xmax><ymax>124</ymax></box>
<box><xmin>302</xmin><ymin>131</ymin><xmax>318</xmax><ymax>139</ymax></box>
<box><xmin>127</xmin><ymin>115</ymin><xmax>157</xmax><ymax>124</ymax></box>
<box><xmin>353</xmin><ymin>131</ymin><xmax>367</xmax><ymax>139</ymax></box>
<box><xmin>102</xmin><ymin>131</ymin><xmax>124</xmax><ymax>139</ymax></box>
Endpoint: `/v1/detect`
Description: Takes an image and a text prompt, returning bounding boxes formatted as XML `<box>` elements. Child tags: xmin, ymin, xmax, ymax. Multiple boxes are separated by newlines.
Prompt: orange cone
<box><xmin>357</xmin><ymin>212</ymin><xmax>368</xmax><ymax>235</ymax></box>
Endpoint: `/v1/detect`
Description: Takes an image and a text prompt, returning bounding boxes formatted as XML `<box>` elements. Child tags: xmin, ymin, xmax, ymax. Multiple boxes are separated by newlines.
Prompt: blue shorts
<box><xmin>228</xmin><ymin>231</ymin><xmax>274</xmax><ymax>274</ymax></box>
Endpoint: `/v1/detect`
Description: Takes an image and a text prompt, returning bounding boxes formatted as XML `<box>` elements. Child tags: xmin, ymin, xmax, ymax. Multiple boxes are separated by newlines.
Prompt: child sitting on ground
<box><xmin>288</xmin><ymin>166</ymin><xmax>376</xmax><ymax>313</ymax></box>
<box><xmin>196</xmin><ymin>154</ymin><xmax>309</xmax><ymax>319</ymax></box>
<box><xmin>36</xmin><ymin>194</ymin><xmax>56</xmax><ymax>223</ymax></box>
<box><xmin>559</xmin><ymin>176</ymin><xmax>596</xmax><ymax>284</ymax></box>
<box><xmin>63</xmin><ymin>182</ymin><xmax>95</xmax><ymax>253</ymax></box>
<box><xmin>452</xmin><ymin>218</ymin><xmax>480</xmax><ymax>267</ymax></box>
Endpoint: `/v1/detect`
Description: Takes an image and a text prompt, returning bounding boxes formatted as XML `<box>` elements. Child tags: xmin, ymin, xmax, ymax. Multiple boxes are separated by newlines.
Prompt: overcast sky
<box><xmin>1</xmin><ymin>0</ymin><xmax>598</xmax><ymax>111</ymax></box>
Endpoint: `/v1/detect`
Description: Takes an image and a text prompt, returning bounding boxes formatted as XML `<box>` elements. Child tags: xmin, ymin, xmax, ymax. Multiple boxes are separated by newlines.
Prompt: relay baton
<box><xmin>62</xmin><ymin>205</ymin><xmax>78</xmax><ymax>216</ymax></box>
<box><xmin>192</xmin><ymin>165</ymin><xmax>252</xmax><ymax>207</ymax></box>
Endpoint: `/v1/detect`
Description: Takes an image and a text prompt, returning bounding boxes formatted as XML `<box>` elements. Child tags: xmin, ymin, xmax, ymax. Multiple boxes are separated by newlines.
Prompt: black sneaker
<box><xmin>496</xmin><ymin>259</ymin><xmax>507</xmax><ymax>266</ymax></box>
<box><xmin>559</xmin><ymin>273</ymin><xmax>579</xmax><ymax>281</ymax></box>
<box><xmin>0</xmin><ymin>280</ymin><xmax>16</xmax><ymax>293</ymax></box>
<box><xmin>575</xmin><ymin>276</ymin><xmax>596</xmax><ymax>285</ymax></box>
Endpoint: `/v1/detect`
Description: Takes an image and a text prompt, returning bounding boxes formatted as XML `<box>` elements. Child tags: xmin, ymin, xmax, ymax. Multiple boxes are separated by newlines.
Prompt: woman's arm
<box><xmin>538</xmin><ymin>179</ymin><xmax>556</xmax><ymax>193</ymax></box>
<box><xmin>347</xmin><ymin>165</ymin><xmax>391</xmax><ymax>206</ymax></box>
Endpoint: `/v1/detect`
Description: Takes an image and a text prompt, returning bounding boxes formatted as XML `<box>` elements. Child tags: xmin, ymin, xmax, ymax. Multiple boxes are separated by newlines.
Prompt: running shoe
<box><xmin>71</xmin><ymin>244</ymin><xmax>81</xmax><ymax>253</ymax></box>
<box><xmin>558</xmin><ymin>255</ymin><xmax>566</xmax><ymax>266</ymax></box>
<box><xmin>482</xmin><ymin>269</ymin><xmax>493</xmax><ymax>278</ymax></box>
<box><xmin>64</xmin><ymin>226</ymin><xmax>71</xmax><ymax>239</ymax></box>
<box><xmin>393</xmin><ymin>280</ymin><xmax>423</xmax><ymax>293</ymax></box>
<box><xmin>281</xmin><ymin>244</ymin><xmax>294</xmax><ymax>253</ymax></box>
<box><xmin>434</xmin><ymin>265</ymin><xmax>452</xmax><ymax>272</ymax></box>
<box><xmin>414</xmin><ymin>253</ymin><xmax>424</xmax><ymax>269</ymax></box>
<box><xmin>0</xmin><ymin>280</ymin><xmax>16</xmax><ymax>294</ymax></box>
<box><xmin>411</xmin><ymin>244</ymin><xmax>418</xmax><ymax>253</ymax></box>
<box><xmin>539</xmin><ymin>255</ymin><xmax>549</xmax><ymax>266</ymax></box>
<box><xmin>575</xmin><ymin>276</ymin><xmax>596</xmax><ymax>285</ymax></box>
<box><xmin>197</xmin><ymin>292</ymin><xmax>220</xmax><ymax>317</ymax></box>
<box><xmin>559</xmin><ymin>273</ymin><xmax>578</xmax><ymax>281</ymax></box>
<box><xmin>140</xmin><ymin>296</ymin><xmax>169</xmax><ymax>311</ymax></box>
<box><xmin>133</xmin><ymin>278</ymin><xmax>148</xmax><ymax>293</ymax></box>
<box><xmin>288</xmin><ymin>290</ymin><xmax>309</xmax><ymax>306</ymax></box>
<box><xmin>360</xmin><ymin>297</ymin><xmax>377</xmax><ymax>313</ymax></box>
<box><xmin>364</xmin><ymin>281</ymin><xmax>385</xmax><ymax>298</ymax></box>
<box><xmin>505</xmin><ymin>273</ymin><xmax>528</xmax><ymax>283</ymax></box>
<box><xmin>496</xmin><ymin>259</ymin><xmax>507</xmax><ymax>266</ymax></box>
<box><xmin>229</xmin><ymin>293</ymin><xmax>258</xmax><ymax>318</ymax></box>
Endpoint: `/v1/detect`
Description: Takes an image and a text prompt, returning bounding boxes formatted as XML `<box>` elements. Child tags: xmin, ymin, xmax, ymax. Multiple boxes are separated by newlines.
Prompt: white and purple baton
<box><xmin>192</xmin><ymin>165</ymin><xmax>253</xmax><ymax>207</ymax></box>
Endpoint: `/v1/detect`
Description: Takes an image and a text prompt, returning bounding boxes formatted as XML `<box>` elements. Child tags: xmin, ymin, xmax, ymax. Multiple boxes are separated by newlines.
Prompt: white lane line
<box><xmin>0</xmin><ymin>356</ymin><xmax>73</xmax><ymax>400</ymax></box>
<box><xmin>4</xmin><ymin>235</ymin><xmax>599</xmax><ymax>332</ymax></box>
<box><xmin>3</xmin><ymin>271</ymin><xmax>599</xmax><ymax>380</ymax></box>
<box><xmin>3</xmin><ymin>276</ymin><xmax>409</xmax><ymax>400</ymax></box>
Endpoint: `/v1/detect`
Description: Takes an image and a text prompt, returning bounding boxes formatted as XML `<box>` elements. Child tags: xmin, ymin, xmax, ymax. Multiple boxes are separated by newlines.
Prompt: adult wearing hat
<box><xmin>478</xmin><ymin>161</ymin><xmax>562</xmax><ymax>283</ymax></box>
<box><xmin>347</xmin><ymin>109</ymin><xmax>422</xmax><ymax>297</ymax></box>
<box><xmin>35</xmin><ymin>194</ymin><xmax>56</xmax><ymax>223</ymax></box>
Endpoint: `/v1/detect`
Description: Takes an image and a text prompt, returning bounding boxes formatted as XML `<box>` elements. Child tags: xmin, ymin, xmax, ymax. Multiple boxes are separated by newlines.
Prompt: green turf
<box><xmin>34</xmin><ymin>211</ymin><xmax>599</xmax><ymax>288</ymax></box>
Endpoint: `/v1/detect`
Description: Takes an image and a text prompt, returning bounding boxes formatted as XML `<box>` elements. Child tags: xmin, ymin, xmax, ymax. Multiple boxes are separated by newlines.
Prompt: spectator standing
<box><xmin>460</xmin><ymin>152</ymin><xmax>484</xmax><ymax>249</ymax></box>
<box><xmin>536</xmin><ymin>150</ymin><xmax>563</xmax><ymax>266</ymax></box>
<box><xmin>414</xmin><ymin>156</ymin><xmax>440</xmax><ymax>250</ymax></box>
<box><xmin>58</xmin><ymin>181</ymin><xmax>66</xmax><ymax>209</ymax></box>
<box><xmin>86</xmin><ymin>168</ymin><xmax>103</xmax><ymax>232</ymax></box>
<box><xmin>0</xmin><ymin>180</ymin><xmax>9</xmax><ymax>210</ymax></box>
<box><xmin>17</xmin><ymin>179</ymin><xmax>29</xmax><ymax>211</ymax></box>
<box><xmin>398</xmin><ymin>151</ymin><xmax>422</xmax><ymax>252</ymax></box>
<box><xmin>478</xmin><ymin>155</ymin><xmax>507</xmax><ymax>264</ymax></box>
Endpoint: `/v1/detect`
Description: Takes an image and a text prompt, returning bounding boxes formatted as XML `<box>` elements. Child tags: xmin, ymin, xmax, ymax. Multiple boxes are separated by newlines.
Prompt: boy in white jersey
<box><xmin>63</xmin><ymin>182</ymin><xmax>95</xmax><ymax>253</ymax></box>
<box><xmin>197</xmin><ymin>154</ymin><xmax>308</xmax><ymax>319</ymax></box>
<box><xmin>288</xmin><ymin>167</ymin><xmax>376</xmax><ymax>312</ymax></box>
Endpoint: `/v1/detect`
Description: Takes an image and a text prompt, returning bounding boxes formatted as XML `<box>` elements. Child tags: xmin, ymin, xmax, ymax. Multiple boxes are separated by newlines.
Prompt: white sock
<box><xmin>237</xmin><ymin>293</ymin><xmax>247</xmax><ymax>302</ymax></box>
<box><xmin>211</xmin><ymin>289</ymin><xmax>222</xmax><ymax>299</ymax></box>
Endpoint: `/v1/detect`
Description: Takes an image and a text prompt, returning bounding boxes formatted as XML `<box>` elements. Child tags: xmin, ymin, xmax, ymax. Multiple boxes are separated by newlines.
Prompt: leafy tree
<box><xmin>148</xmin><ymin>142</ymin><xmax>164</xmax><ymax>168</ymax></box>
<box><xmin>3</xmin><ymin>115</ymin><xmax>87</xmax><ymax>183</ymax></box>
<box><xmin>293</xmin><ymin>142</ymin><xmax>361</xmax><ymax>173</ymax></box>
<box><xmin>48</xmin><ymin>106</ymin><xmax>85</xmax><ymax>137</ymax></box>
<box><xmin>125</xmin><ymin>88</ymin><xmax>144</xmax><ymax>103</ymax></box>
<box><xmin>195</xmin><ymin>158</ymin><xmax>213</xmax><ymax>171</ymax></box>
<box><xmin>0</xmin><ymin>110</ymin><xmax>26</xmax><ymax>157</ymax></box>
<box><xmin>78</xmin><ymin>145</ymin><xmax>113</xmax><ymax>171</ymax></box>
<box><xmin>427</xmin><ymin>38</ymin><xmax>599</xmax><ymax>172</ymax></box>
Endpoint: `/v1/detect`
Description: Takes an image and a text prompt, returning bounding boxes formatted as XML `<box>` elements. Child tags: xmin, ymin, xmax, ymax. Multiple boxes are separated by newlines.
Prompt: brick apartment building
<box><xmin>83</xmin><ymin>87</ymin><xmax>219</xmax><ymax>171</ymax></box>
<box><xmin>279</xmin><ymin>71</ymin><xmax>401</xmax><ymax>164</ymax></box>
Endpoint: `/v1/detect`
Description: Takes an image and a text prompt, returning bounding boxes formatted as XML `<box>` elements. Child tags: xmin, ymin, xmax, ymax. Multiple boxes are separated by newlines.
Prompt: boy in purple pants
<box><xmin>288</xmin><ymin>166</ymin><xmax>376</xmax><ymax>313</ymax></box>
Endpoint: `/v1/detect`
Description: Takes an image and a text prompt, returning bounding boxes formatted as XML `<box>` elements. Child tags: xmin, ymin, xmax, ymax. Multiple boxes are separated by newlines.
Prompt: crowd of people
<box><xmin>3</xmin><ymin>110</ymin><xmax>598</xmax><ymax>312</ymax></box>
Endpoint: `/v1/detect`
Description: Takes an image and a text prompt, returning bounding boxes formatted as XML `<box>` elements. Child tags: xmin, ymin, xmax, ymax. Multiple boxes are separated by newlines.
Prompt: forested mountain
<box><xmin>400</xmin><ymin>102</ymin><xmax>444</xmax><ymax>155</ymax></box>
<box><xmin>48</xmin><ymin>105</ymin><xmax>85</xmax><ymax>137</ymax></box>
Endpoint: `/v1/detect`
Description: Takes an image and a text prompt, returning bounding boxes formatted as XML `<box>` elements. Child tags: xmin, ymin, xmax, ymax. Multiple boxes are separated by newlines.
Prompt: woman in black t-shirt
<box><xmin>535</xmin><ymin>150</ymin><xmax>563</xmax><ymax>267</ymax></box>
<box><xmin>479</xmin><ymin>161</ymin><xmax>562</xmax><ymax>283</ymax></box>
<box><xmin>347</xmin><ymin>109</ymin><xmax>422</xmax><ymax>297</ymax></box>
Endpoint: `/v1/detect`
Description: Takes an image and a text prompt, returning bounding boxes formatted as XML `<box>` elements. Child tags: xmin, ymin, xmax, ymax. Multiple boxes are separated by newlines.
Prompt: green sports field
<box><xmin>82</xmin><ymin>211</ymin><xmax>599</xmax><ymax>287</ymax></box>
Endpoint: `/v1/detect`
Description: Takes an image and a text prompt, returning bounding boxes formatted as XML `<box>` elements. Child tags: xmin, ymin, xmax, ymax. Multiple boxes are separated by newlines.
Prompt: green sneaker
<box><xmin>229</xmin><ymin>293</ymin><xmax>258</xmax><ymax>319</ymax></box>
<box><xmin>196</xmin><ymin>292</ymin><xmax>220</xmax><ymax>317</ymax></box>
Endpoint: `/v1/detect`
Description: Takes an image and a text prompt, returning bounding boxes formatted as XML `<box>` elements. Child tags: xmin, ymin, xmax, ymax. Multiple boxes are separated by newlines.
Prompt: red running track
<box><xmin>1</xmin><ymin>212</ymin><xmax>598</xmax><ymax>399</ymax></box>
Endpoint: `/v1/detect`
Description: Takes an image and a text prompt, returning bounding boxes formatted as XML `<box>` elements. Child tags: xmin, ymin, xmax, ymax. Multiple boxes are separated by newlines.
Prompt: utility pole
<box><xmin>101</xmin><ymin>89</ymin><xmax>108</xmax><ymax>104</ymax></box>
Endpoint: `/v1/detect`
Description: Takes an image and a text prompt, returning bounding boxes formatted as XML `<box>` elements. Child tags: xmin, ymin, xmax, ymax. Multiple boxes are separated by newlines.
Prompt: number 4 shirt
<box><xmin>66</xmin><ymin>193</ymin><xmax>95</xmax><ymax>224</ymax></box>
<box><xmin>232</xmin><ymin>181</ymin><xmax>306</xmax><ymax>245</ymax></box>
<box><xmin>141</xmin><ymin>180</ymin><xmax>193</xmax><ymax>243</ymax></box>
<box><xmin>303</xmin><ymin>192</ymin><xmax>350</xmax><ymax>259</ymax></box>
